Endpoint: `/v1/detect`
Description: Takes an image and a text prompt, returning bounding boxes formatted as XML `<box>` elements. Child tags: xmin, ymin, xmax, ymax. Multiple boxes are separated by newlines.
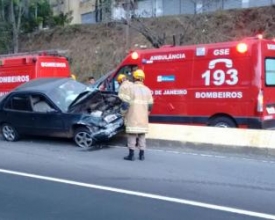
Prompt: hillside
<box><xmin>20</xmin><ymin>5</ymin><xmax>275</xmax><ymax>82</ymax></box>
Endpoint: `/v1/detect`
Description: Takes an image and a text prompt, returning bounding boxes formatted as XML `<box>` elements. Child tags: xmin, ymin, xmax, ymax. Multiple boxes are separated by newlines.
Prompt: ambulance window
<box><xmin>5</xmin><ymin>95</ymin><xmax>32</xmax><ymax>111</ymax></box>
<box><xmin>114</xmin><ymin>65</ymin><xmax>138</xmax><ymax>92</ymax></box>
<box><xmin>114</xmin><ymin>80</ymin><xmax>119</xmax><ymax>92</ymax></box>
<box><xmin>265</xmin><ymin>59</ymin><xmax>275</xmax><ymax>86</ymax></box>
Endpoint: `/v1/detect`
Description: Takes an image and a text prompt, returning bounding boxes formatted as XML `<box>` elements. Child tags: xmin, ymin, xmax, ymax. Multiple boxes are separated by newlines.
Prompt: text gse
<box><xmin>213</xmin><ymin>49</ymin><xmax>230</xmax><ymax>56</ymax></box>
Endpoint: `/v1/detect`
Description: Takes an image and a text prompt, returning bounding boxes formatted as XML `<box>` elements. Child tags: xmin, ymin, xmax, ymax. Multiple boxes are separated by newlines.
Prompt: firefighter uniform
<box><xmin>124</xmin><ymin>81</ymin><xmax>153</xmax><ymax>134</ymax></box>
<box><xmin>118</xmin><ymin>79</ymin><xmax>133</xmax><ymax>103</ymax></box>
<box><xmin>120</xmin><ymin>69</ymin><xmax>153</xmax><ymax>161</ymax></box>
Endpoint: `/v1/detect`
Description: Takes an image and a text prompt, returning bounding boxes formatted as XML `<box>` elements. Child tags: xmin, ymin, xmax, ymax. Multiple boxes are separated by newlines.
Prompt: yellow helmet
<box><xmin>71</xmin><ymin>74</ymin><xmax>76</xmax><ymax>80</ymax></box>
<box><xmin>117</xmin><ymin>73</ymin><xmax>126</xmax><ymax>83</ymax></box>
<box><xmin>133</xmin><ymin>69</ymin><xmax>145</xmax><ymax>80</ymax></box>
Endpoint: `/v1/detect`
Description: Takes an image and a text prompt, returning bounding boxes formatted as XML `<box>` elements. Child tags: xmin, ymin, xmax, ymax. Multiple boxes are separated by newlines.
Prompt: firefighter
<box><xmin>119</xmin><ymin>69</ymin><xmax>153</xmax><ymax>161</ymax></box>
<box><xmin>116</xmin><ymin>73</ymin><xmax>133</xmax><ymax>102</ymax></box>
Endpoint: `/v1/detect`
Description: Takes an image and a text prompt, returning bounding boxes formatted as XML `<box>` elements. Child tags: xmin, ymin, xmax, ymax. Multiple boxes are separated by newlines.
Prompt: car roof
<box><xmin>14</xmin><ymin>77</ymin><xmax>71</xmax><ymax>94</ymax></box>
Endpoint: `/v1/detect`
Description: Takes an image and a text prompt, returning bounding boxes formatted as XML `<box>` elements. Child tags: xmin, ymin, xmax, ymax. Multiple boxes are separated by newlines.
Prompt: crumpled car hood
<box><xmin>68</xmin><ymin>90</ymin><xmax>124</xmax><ymax>141</ymax></box>
<box><xmin>68</xmin><ymin>90</ymin><xmax>100</xmax><ymax>113</ymax></box>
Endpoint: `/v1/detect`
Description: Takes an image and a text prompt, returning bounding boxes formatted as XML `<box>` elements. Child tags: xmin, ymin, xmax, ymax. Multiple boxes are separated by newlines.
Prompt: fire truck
<box><xmin>95</xmin><ymin>35</ymin><xmax>275</xmax><ymax>129</ymax></box>
<box><xmin>0</xmin><ymin>50</ymin><xmax>72</xmax><ymax>97</ymax></box>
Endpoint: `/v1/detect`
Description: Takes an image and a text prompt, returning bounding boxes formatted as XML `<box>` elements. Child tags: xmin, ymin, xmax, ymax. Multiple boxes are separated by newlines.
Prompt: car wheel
<box><xmin>74</xmin><ymin>127</ymin><xmax>94</xmax><ymax>149</ymax></box>
<box><xmin>209</xmin><ymin>117</ymin><xmax>237</xmax><ymax>128</ymax></box>
<box><xmin>1</xmin><ymin>123</ymin><xmax>20</xmax><ymax>141</ymax></box>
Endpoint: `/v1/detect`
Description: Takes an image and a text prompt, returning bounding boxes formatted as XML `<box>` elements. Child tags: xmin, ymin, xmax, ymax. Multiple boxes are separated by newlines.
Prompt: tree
<box><xmin>9</xmin><ymin>0</ymin><xmax>25</xmax><ymax>53</ymax></box>
<box><xmin>23</xmin><ymin>0</ymin><xmax>53</xmax><ymax>32</ymax></box>
<box><xmin>0</xmin><ymin>0</ymin><xmax>54</xmax><ymax>53</ymax></box>
<box><xmin>95</xmin><ymin>0</ymin><xmax>102</xmax><ymax>22</ymax></box>
<box><xmin>51</xmin><ymin>11</ymin><xmax>73</xmax><ymax>27</ymax></box>
<box><xmin>0</xmin><ymin>0</ymin><xmax>11</xmax><ymax>53</ymax></box>
<box><xmin>95</xmin><ymin>0</ymin><xmax>113</xmax><ymax>23</ymax></box>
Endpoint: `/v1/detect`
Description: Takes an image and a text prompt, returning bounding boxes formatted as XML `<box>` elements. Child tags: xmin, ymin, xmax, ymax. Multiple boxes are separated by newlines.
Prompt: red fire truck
<box><xmin>0</xmin><ymin>50</ymin><xmax>72</xmax><ymax>97</ymax></box>
<box><xmin>95</xmin><ymin>35</ymin><xmax>275</xmax><ymax>129</ymax></box>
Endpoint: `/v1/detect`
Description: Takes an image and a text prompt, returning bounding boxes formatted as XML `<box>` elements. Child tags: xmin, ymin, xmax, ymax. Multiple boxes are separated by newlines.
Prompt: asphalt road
<box><xmin>0</xmin><ymin>136</ymin><xmax>275</xmax><ymax>220</ymax></box>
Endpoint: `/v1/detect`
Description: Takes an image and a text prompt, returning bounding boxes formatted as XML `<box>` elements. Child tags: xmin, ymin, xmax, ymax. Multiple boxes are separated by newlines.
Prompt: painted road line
<box><xmin>0</xmin><ymin>168</ymin><xmax>274</xmax><ymax>220</ymax></box>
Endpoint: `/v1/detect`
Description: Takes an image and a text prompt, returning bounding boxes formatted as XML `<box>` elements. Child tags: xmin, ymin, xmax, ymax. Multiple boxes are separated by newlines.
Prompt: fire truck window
<box><xmin>265</xmin><ymin>59</ymin><xmax>275</xmax><ymax>86</ymax></box>
<box><xmin>5</xmin><ymin>95</ymin><xmax>32</xmax><ymax>112</ymax></box>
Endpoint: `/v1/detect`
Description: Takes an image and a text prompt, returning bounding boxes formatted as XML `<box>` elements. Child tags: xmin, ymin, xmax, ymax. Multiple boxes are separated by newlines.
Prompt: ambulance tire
<box><xmin>73</xmin><ymin>127</ymin><xmax>94</xmax><ymax>149</ymax></box>
<box><xmin>1</xmin><ymin>123</ymin><xmax>20</xmax><ymax>142</ymax></box>
<box><xmin>209</xmin><ymin>117</ymin><xmax>237</xmax><ymax>128</ymax></box>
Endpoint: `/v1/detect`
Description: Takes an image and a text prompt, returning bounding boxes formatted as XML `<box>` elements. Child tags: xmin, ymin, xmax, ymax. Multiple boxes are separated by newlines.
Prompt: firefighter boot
<box><xmin>139</xmin><ymin>150</ymin><xmax>145</xmax><ymax>161</ymax></box>
<box><xmin>124</xmin><ymin>149</ymin><xmax>135</xmax><ymax>161</ymax></box>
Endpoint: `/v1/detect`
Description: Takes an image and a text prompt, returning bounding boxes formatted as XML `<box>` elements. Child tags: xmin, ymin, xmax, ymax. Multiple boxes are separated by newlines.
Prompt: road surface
<box><xmin>0</xmin><ymin>137</ymin><xmax>274</xmax><ymax>220</ymax></box>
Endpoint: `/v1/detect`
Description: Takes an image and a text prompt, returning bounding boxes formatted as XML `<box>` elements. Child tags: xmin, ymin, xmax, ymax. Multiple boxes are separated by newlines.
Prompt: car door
<box><xmin>3</xmin><ymin>93</ymin><xmax>35</xmax><ymax>135</ymax></box>
<box><xmin>30</xmin><ymin>94</ymin><xmax>67</xmax><ymax>137</ymax></box>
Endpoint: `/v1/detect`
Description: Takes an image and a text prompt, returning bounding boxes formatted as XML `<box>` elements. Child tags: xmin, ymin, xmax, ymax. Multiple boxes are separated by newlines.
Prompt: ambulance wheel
<box><xmin>209</xmin><ymin>117</ymin><xmax>237</xmax><ymax>128</ymax></box>
<box><xmin>1</xmin><ymin>123</ymin><xmax>20</xmax><ymax>142</ymax></box>
<box><xmin>73</xmin><ymin>127</ymin><xmax>94</xmax><ymax>149</ymax></box>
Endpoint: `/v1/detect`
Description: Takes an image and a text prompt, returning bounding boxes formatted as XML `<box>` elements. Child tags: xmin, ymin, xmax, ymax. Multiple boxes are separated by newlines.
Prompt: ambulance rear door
<box><xmin>261</xmin><ymin>40</ymin><xmax>275</xmax><ymax>128</ymax></box>
<box><xmin>36</xmin><ymin>56</ymin><xmax>70</xmax><ymax>78</ymax></box>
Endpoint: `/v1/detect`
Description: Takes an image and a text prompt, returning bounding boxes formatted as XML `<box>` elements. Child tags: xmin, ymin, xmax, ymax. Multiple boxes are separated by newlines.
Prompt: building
<box><xmin>168</xmin><ymin>0</ymin><xmax>275</xmax><ymax>15</ymax></box>
<box><xmin>49</xmin><ymin>0</ymin><xmax>275</xmax><ymax>25</ymax></box>
<box><xmin>48</xmin><ymin>0</ymin><xmax>97</xmax><ymax>24</ymax></box>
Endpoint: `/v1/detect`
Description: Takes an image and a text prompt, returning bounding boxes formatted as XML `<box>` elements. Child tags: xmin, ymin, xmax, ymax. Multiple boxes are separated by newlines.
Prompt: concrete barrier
<box><xmin>109</xmin><ymin>124</ymin><xmax>275</xmax><ymax>156</ymax></box>
<box><xmin>146</xmin><ymin>123</ymin><xmax>275</xmax><ymax>149</ymax></box>
<box><xmin>147</xmin><ymin>124</ymin><xmax>275</xmax><ymax>149</ymax></box>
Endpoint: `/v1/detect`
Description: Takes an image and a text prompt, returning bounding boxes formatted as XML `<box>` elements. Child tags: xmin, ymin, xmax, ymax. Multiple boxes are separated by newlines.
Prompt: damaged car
<box><xmin>0</xmin><ymin>78</ymin><xmax>124</xmax><ymax>148</ymax></box>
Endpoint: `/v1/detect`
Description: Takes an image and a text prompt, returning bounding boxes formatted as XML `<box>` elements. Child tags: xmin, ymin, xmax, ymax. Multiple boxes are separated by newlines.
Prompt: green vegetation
<box><xmin>0</xmin><ymin>0</ymin><xmax>72</xmax><ymax>53</ymax></box>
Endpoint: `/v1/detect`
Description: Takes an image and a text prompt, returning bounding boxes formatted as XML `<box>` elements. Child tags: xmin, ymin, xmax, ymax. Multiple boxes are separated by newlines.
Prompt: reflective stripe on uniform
<box><xmin>130</xmin><ymin>99</ymin><xmax>153</xmax><ymax>105</ymax></box>
<box><xmin>126</xmin><ymin>126</ymin><xmax>149</xmax><ymax>133</ymax></box>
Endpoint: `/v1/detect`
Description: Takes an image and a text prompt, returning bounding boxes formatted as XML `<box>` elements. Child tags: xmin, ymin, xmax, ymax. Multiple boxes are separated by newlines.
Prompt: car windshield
<box><xmin>92</xmin><ymin>69</ymin><xmax>114</xmax><ymax>90</ymax></box>
<box><xmin>48</xmin><ymin>80</ymin><xmax>91</xmax><ymax>112</ymax></box>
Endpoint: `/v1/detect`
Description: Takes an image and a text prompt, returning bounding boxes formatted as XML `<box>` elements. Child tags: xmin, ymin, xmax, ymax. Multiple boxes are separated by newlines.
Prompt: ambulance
<box><xmin>96</xmin><ymin>35</ymin><xmax>275</xmax><ymax>129</ymax></box>
<box><xmin>0</xmin><ymin>50</ymin><xmax>72</xmax><ymax>97</ymax></box>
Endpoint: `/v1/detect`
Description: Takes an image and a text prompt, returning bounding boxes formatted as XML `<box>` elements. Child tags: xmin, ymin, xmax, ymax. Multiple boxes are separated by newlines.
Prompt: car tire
<box><xmin>1</xmin><ymin>123</ymin><xmax>20</xmax><ymax>142</ymax></box>
<box><xmin>73</xmin><ymin>127</ymin><xmax>94</xmax><ymax>149</ymax></box>
<box><xmin>209</xmin><ymin>117</ymin><xmax>237</xmax><ymax>128</ymax></box>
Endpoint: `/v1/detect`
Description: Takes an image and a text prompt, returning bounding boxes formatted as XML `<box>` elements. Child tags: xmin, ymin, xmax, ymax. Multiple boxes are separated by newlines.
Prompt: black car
<box><xmin>0</xmin><ymin>78</ymin><xmax>124</xmax><ymax>148</ymax></box>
